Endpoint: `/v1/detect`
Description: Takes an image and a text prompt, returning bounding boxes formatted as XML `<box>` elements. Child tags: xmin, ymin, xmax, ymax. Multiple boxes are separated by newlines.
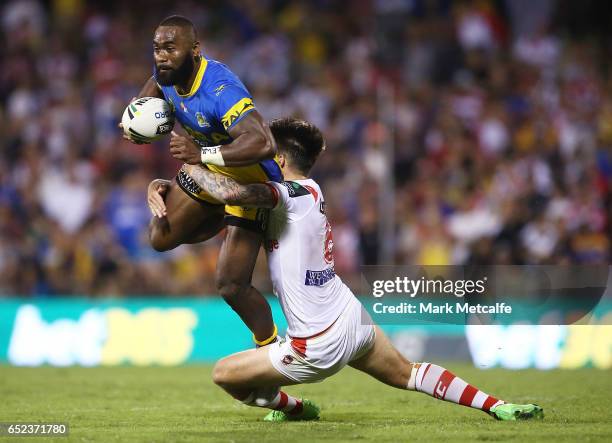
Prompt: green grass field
<box><xmin>0</xmin><ymin>364</ymin><xmax>610</xmax><ymax>442</ymax></box>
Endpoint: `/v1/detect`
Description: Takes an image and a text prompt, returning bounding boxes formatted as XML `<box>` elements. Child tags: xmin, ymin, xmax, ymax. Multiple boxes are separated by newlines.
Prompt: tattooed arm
<box><xmin>183</xmin><ymin>164</ymin><xmax>277</xmax><ymax>208</ymax></box>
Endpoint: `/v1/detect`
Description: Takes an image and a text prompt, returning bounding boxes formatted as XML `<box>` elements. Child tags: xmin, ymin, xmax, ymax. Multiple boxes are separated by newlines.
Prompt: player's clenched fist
<box><xmin>169</xmin><ymin>131</ymin><xmax>201</xmax><ymax>164</ymax></box>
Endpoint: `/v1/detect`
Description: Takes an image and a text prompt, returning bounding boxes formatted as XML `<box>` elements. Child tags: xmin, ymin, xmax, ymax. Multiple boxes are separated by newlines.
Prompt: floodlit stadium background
<box><xmin>0</xmin><ymin>0</ymin><xmax>611</xmax><ymax>369</ymax></box>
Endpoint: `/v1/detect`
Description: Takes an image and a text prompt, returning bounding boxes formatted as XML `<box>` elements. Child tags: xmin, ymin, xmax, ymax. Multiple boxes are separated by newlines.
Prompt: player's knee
<box><xmin>150</xmin><ymin>238</ymin><xmax>174</xmax><ymax>252</ymax></box>
<box><xmin>149</xmin><ymin>228</ymin><xmax>177</xmax><ymax>252</ymax></box>
<box><xmin>212</xmin><ymin>360</ymin><xmax>233</xmax><ymax>387</ymax></box>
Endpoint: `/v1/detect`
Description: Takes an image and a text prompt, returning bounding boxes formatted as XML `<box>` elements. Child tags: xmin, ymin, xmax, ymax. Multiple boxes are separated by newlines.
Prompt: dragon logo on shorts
<box><xmin>282</xmin><ymin>355</ymin><xmax>294</xmax><ymax>365</ymax></box>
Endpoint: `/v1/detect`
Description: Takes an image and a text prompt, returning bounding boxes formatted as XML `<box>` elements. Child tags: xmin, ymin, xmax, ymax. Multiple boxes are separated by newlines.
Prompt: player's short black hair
<box><xmin>158</xmin><ymin>15</ymin><xmax>197</xmax><ymax>39</ymax></box>
<box><xmin>270</xmin><ymin>118</ymin><xmax>325</xmax><ymax>175</ymax></box>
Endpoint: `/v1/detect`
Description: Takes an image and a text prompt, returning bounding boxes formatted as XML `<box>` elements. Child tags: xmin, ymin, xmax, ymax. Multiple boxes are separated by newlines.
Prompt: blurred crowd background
<box><xmin>1</xmin><ymin>0</ymin><xmax>612</xmax><ymax>297</ymax></box>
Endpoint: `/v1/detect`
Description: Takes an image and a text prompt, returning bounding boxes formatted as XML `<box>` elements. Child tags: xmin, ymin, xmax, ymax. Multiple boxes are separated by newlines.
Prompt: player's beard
<box><xmin>155</xmin><ymin>55</ymin><xmax>195</xmax><ymax>87</ymax></box>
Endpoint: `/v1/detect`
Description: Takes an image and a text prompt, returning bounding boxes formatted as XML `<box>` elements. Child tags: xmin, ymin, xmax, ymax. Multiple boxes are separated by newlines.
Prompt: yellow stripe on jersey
<box><xmin>221</xmin><ymin>97</ymin><xmax>255</xmax><ymax>130</ymax></box>
<box><xmin>175</xmin><ymin>56</ymin><xmax>208</xmax><ymax>97</ymax></box>
<box><xmin>206</xmin><ymin>162</ymin><xmax>269</xmax><ymax>184</ymax></box>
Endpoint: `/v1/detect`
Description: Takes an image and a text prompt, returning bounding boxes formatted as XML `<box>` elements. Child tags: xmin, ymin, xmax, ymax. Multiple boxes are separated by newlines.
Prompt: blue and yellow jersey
<box><xmin>156</xmin><ymin>55</ymin><xmax>281</xmax><ymax>230</ymax></box>
<box><xmin>157</xmin><ymin>55</ymin><xmax>256</xmax><ymax>147</ymax></box>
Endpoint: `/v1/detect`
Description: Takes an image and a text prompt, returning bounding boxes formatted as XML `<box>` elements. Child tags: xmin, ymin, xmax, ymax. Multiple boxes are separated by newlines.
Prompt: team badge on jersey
<box><xmin>196</xmin><ymin>112</ymin><xmax>211</xmax><ymax>128</ymax></box>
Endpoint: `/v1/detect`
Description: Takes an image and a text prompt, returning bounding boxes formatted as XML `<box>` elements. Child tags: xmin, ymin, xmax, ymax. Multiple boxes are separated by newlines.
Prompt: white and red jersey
<box><xmin>266</xmin><ymin>179</ymin><xmax>354</xmax><ymax>338</ymax></box>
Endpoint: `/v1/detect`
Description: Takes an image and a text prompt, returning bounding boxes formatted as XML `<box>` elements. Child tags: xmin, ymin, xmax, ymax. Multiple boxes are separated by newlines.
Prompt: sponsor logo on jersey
<box><xmin>324</xmin><ymin>221</ymin><xmax>334</xmax><ymax>264</ymax></box>
<box><xmin>214</xmin><ymin>84</ymin><xmax>227</xmax><ymax>96</ymax></box>
<box><xmin>180</xmin><ymin>101</ymin><xmax>188</xmax><ymax>113</ymax></box>
<box><xmin>183</xmin><ymin>126</ymin><xmax>231</xmax><ymax>147</ymax></box>
<box><xmin>281</xmin><ymin>181</ymin><xmax>311</xmax><ymax>198</ymax></box>
<box><xmin>304</xmin><ymin>267</ymin><xmax>336</xmax><ymax>286</ymax></box>
<box><xmin>221</xmin><ymin>97</ymin><xmax>254</xmax><ymax>129</ymax></box>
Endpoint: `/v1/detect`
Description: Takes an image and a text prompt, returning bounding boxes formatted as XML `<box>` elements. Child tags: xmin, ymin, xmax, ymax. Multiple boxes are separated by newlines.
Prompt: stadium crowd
<box><xmin>1</xmin><ymin>0</ymin><xmax>611</xmax><ymax>296</ymax></box>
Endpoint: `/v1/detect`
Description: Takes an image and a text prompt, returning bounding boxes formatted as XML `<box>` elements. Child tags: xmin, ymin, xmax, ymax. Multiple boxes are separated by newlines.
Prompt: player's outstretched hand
<box><xmin>169</xmin><ymin>131</ymin><xmax>201</xmax><ymax>164</ymax></box>
<box><xmin>147</xmin><ymin>179</ymin><xmax>171</xmax><ymax>218</ymax></box>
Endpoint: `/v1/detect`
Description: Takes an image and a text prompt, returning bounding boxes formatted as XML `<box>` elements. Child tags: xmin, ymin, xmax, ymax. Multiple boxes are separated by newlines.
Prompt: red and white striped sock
<box><xmin>408</xmin><ymin>362</ymin><xmax>504</xmax><ymax>412</ymax></box>
<box><xmin>240</xmin><ymin>389</ymin><xmax>304</xmax><ymax>415</ymax></box>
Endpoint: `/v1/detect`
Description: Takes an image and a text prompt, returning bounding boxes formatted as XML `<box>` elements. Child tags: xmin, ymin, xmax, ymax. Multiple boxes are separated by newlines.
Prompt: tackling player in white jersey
<box><xmin>150</xmin><ymin>118</ymin><xmax>543</xmax><ymax>422</ymax></box>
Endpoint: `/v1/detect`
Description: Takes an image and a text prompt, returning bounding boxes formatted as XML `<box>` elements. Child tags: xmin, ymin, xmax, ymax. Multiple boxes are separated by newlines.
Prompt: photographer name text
<box><xmin>372</xmin><ymin>302</ymin><xmax>511</xmax><ymax>315</ymax></box>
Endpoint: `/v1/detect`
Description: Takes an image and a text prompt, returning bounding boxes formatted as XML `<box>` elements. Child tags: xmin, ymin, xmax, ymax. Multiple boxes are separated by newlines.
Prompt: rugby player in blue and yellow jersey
<box><xmin>127</xmin><ymin>15</ymin><xmax>279</xmax><ymax>345</ymax></box>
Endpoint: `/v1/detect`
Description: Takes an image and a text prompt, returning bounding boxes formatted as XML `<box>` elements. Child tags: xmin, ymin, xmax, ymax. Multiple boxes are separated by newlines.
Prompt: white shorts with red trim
<box><xmin>267</xmin><ymin>297</ymin><xmax>376</xmax><ymax>383</ymax></box>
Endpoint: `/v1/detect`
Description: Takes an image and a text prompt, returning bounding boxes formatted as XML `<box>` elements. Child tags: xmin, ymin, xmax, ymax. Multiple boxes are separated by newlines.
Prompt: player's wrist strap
<box><xmin>253</xmin><ymin>324</ymin><xmax>278</xmax><ymax>346</ymax></box>
<box><xmin>200</xmin><ymin>145</ymin><xmax>225</xmax><ymax>166</ymax></box>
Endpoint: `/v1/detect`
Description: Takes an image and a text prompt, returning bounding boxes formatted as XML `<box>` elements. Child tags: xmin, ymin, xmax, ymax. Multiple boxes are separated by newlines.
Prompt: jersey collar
<box><xmin>175</xmin><ymin>56</ymin><xmax>207</xmax><ymax>98</ymax></box>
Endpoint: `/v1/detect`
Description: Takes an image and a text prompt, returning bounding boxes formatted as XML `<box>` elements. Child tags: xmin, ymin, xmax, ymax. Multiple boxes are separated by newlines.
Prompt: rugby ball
<box><xmin>121</xmin><ymin>97</ymin><xmax>175</xmax><ymax>143</ymax></box>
